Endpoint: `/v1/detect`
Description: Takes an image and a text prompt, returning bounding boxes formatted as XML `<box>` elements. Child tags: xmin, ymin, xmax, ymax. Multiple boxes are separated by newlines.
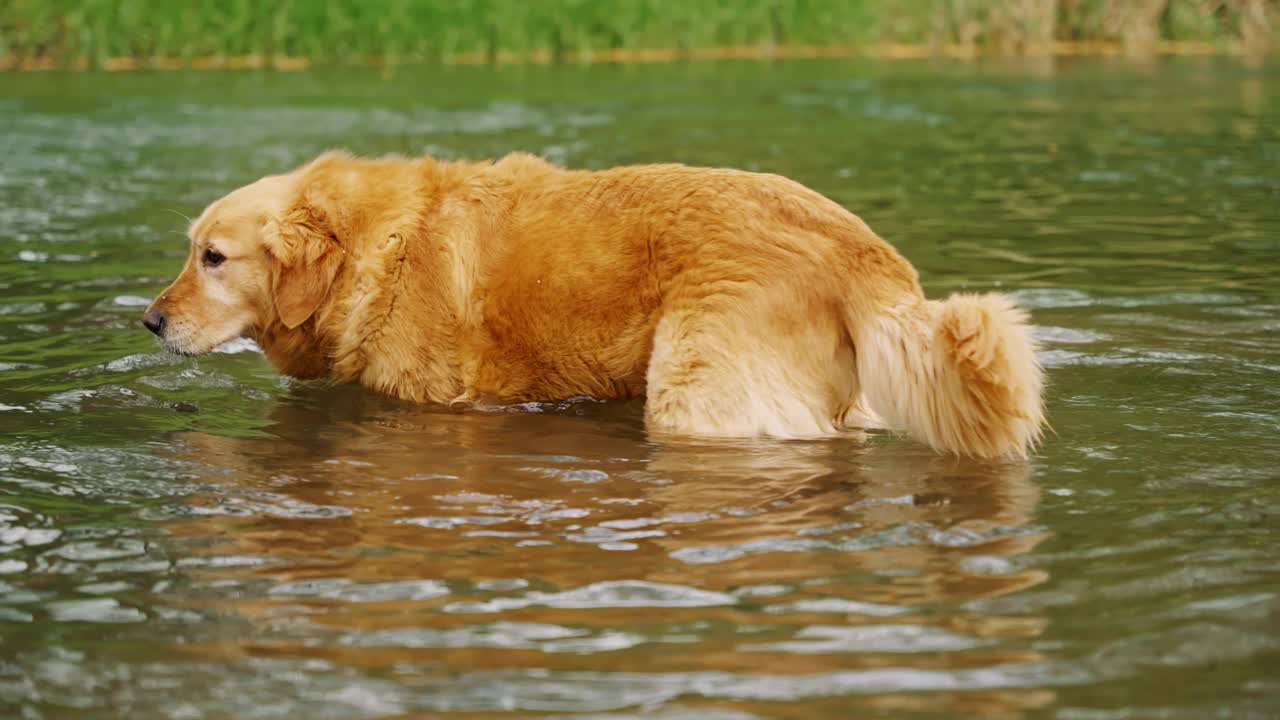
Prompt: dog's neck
<box><xmin>276</xmin><ymin>200</ymin><xmax>494</xmax><ymax>403</ymax></box>
<box><xmin>255</xmin><ymin>319</ymin><xmax>333</xmax><ymax>380</ymax></box>
<box><xmin>251</xmin><ymin>247</ymin><xmax>462</xmax><ymax>405</ymax></box>
<box><xmin>254</xmin><ymin>156</ymin><xmax>515</xmax><ymax>405</ymax></box>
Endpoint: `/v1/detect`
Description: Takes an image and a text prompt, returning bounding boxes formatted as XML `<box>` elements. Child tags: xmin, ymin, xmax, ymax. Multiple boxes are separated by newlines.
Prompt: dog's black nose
<box><xmin>142</xmin><ymin>308</ymin><xmax>166</xmax><ymax>336</ymax></box>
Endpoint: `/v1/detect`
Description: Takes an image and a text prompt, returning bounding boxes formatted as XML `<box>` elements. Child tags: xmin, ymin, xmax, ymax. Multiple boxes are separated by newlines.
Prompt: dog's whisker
<box><xmin>161</xmin><ymin>208</ymin><xmax>195</xmax><ymax>229</ymax></box>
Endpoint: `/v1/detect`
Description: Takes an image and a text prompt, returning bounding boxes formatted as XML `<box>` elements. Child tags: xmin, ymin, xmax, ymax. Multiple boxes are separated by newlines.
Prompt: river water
<box><xmin>1</xmin><ymin>58</ymin><xmax>1277</xmax><ymax>718</ymax></box>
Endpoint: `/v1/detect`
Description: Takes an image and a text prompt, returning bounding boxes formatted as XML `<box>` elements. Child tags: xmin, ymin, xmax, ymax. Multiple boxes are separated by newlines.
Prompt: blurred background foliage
<box><xmin>0</xmin><ymin>0</ymin><xmax>1274</xmax><ymax>67</ymax></box>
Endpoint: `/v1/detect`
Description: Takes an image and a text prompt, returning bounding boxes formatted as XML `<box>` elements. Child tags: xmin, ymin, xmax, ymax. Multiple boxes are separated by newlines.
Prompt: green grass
<box><xmin>0</xmin><ymin>0</ymin><xmax>1273</xmax><ymax>66</ymax></box>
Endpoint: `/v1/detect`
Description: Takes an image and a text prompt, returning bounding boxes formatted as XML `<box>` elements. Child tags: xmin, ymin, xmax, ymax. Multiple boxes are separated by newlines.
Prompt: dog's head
<box><xmin>142</xmin><ymin>167</ymin><xmax>346</xmax><ymax>355</ymax></box>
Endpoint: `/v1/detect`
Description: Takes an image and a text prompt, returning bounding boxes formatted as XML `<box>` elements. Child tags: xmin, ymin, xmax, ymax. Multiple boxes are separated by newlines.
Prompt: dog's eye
<box><xmin>203</xmin><ymin>248</ymin><xmax>226</xmax><ymax>267</ymax></box>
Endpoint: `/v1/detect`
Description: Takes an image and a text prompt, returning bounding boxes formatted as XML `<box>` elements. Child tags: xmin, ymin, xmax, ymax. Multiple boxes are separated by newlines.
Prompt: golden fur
<box><xmin>145</xmin><ymin>151</ymin><xmax>1045</xmax><ymax>457</ymax></box>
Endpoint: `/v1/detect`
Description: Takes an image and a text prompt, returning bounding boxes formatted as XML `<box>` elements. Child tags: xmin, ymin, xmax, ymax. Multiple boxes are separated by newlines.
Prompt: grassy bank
<box><xmin>1</xmin><ymin>0</ymin><xmax>1273</xmax><ymax>69</ymax></box>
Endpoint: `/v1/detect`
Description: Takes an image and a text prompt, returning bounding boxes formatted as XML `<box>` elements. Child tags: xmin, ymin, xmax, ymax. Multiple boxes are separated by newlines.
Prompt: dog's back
<box><xmin>467</xmin><ymin>158</ymin><xmax>1044</xmax><ymax>457</ymax></box>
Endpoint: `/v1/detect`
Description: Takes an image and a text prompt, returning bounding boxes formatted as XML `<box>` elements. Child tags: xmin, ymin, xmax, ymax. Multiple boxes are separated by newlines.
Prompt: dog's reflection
<box><xmin>169</xmin><ymin>384</ymin><xmax>1047</xmax><ymax>602</ymax></box>
<box><xmin>161</xmin><ymin>386</ymin><xmax>1055</xmax><ymax>716</ymax></box>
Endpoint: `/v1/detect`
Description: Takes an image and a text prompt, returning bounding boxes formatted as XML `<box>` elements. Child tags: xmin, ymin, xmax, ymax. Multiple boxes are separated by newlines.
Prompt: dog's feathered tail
<box><xmin>849</xmin><ymin>292</ymin><xmax>1045</xmax><ymax>458</ymax></box>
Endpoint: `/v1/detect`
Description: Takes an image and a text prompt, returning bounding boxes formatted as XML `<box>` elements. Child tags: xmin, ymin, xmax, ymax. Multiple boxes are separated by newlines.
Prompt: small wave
<box><xmin>445</xmin><ymin>580</ymin><xmax>736</xmax><ymax>613</ymax></box>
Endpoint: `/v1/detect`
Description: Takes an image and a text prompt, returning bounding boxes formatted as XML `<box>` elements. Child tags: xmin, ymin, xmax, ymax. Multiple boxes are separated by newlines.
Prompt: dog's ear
<box><xmin>263</xmin><ymin>203</ymin><xmax>344</xmax><ymax>330</ymax></box>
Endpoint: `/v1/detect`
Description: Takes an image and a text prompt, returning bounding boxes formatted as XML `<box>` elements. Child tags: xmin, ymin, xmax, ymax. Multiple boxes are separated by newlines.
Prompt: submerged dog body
<box><xmin>144</xmin><ymin>152</ymin><xmax>1044</xmax><ymax>457</ymax></box>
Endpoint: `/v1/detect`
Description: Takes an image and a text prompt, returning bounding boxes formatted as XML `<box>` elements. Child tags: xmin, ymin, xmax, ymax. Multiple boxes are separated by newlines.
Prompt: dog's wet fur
<box><xmin>145</xmin><ymin>152</ymin><xmax>1045</xmax><ymax>457</ymax></box>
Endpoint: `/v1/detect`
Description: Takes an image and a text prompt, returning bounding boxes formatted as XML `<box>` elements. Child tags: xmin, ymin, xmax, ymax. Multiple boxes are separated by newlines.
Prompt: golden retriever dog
<box><xmin>143</xmin><ymin>151</ymin><xmax>1045</xmax><ymax>457</ymax></box>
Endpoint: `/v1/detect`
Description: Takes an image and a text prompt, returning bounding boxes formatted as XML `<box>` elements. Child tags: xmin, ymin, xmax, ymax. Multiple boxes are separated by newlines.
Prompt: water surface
<box><xmin>1</xmin><ymin>58</ymin><xmax>1278</xmax><ymax>718</ymax></box>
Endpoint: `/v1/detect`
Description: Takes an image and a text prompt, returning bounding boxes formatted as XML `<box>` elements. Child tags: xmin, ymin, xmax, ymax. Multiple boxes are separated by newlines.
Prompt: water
<box><xmin>1</xmin><ymin>58</ymin><xmax>1277</xmax><ymax>719</ymax></box>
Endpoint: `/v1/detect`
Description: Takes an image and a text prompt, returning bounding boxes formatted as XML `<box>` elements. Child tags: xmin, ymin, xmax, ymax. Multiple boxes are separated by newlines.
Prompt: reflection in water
<box><xmin>143</xmin><ymin>386</ymin><xmax>1055</xmax><ymax>715</ymax></box>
